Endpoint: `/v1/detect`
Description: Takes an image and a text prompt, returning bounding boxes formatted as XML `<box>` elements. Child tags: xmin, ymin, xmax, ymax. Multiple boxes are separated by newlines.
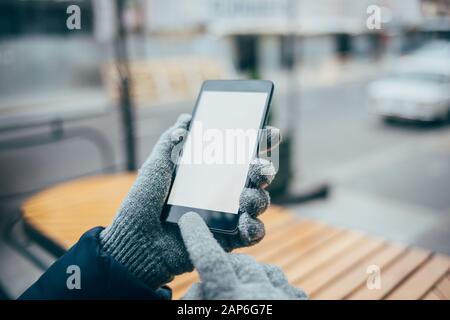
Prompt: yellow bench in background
<box><xmin>101</xmin><ymin>57</ymin><xmax>232</xmax><ymax>108</ymax></box>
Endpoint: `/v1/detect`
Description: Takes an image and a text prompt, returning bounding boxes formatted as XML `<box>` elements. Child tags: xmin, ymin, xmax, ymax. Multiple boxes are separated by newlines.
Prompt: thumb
<box><xmin>141</xmin><ymin>113</ymin><xmax>191</xmax><ymax>174</ymax></box>
<box><xmin>127</xmin><ymin>114</ymin><xmax>191</xmax><ymax>210</ymax></box>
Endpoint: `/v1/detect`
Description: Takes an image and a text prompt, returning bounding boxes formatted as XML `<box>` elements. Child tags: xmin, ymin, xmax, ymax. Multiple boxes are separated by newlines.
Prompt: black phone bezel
<box><xmin>162</xmin><ymin>79</ymin><xmax>274</xmax><ymax>234</ymax></box>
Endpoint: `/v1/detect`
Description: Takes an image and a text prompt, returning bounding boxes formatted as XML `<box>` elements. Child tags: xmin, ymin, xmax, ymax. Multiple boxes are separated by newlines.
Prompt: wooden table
<box><xmin>22</xmin><ymin>174</ymin><xmax>450</xmax><ymax>300</ymax></box>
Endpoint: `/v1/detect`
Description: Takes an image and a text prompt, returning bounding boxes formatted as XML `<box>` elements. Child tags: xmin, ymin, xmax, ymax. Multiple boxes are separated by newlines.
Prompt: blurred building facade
<box><xmin>123</xmin><ymin>0</ymin><xmax>449</xmax><ymax>77</ymax></box>
<box><xmin>1</xmin><ymin>0</ymin><xmax>449</xmax><ymax>198</ymax></box>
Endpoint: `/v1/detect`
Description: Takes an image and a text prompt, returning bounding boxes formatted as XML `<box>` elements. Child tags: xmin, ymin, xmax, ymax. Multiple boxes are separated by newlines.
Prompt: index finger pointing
<box><xmin>178</xmin><ymin>212</ymin><xmax>238</xmax><ymax>291</ymax></box>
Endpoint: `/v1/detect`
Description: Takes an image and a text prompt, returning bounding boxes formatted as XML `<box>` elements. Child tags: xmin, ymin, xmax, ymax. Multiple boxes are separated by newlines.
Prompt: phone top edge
<box><xmin>201</xmin><ymin>79</ymin><xmax>274</xmax><ymax>93</ymax></box>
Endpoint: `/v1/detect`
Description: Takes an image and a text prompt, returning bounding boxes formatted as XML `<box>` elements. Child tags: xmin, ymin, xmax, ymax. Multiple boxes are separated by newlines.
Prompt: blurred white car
<box><xmin>412</xmin><ymin>40</ymin><xmax>450</xmax><ymax>59</ymax></box>
<box><xmin>367</xmin><ymin>51</ymin><xmax>450</xmax><ymax>122</ymax></box>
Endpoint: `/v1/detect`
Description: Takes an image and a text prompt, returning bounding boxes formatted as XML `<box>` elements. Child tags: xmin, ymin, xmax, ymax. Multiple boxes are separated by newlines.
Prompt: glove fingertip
<box><xmin>176</xmin><ymin>113</ymin><xmax>192</xmax><ymax>128</ymax></box>
<box><xmin>238</xmin><ymin>214</ymin><xmax>265</xmax><ymax>246</ymax></box>
<box><xmin>239</xmin><ymin>188</ymin><xmax>270</xmax><ymax>218</ymax></box>
<box><xmin>259</xmin><ymin>126</ymin><xmax>282</xmax><ymax>153</ymax></box>
<box><xmin>249</xmin><ymin>159</ymin><xmax>276</xmax><ymax>188</ymax></box>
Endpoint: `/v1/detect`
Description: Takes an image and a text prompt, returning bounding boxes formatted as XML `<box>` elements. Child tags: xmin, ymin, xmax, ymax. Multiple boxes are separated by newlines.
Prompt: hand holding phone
<box><xmin>100</xmin><ymin>90</ymin><xmax>280</xmax><ymax>289</ymax></box>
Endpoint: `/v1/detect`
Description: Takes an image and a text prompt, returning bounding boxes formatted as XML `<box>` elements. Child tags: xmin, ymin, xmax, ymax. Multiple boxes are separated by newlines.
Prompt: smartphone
<box><xmin>163</xmin><ymin>80</ymin><xmax>274</xmax><ymax>234</ymax></box>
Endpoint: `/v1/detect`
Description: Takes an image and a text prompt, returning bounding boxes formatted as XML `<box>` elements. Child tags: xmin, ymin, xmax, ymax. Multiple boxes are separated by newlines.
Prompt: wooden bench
<box><xmin>22</xmin><ymin>174</ymin><xmax>450</xmax><ymax>300</ymax></box>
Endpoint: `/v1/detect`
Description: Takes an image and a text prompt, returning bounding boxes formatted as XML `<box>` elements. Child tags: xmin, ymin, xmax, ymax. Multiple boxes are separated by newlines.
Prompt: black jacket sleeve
<box><xmin>19</xmin><ymin>227</ymin><xmax>172</xmax><ymax>300</ymax></box>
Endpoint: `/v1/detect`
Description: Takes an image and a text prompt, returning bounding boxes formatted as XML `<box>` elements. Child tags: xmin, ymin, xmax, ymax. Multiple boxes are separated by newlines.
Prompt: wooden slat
<box><xmin>386</xmin><ymin>255</ymin><xmax>450</xmax><ymax>300</ymax></box>
<box><xmin>434</xmin><ymin>274</ymin><xmax>450</xmax><ymax>299</ymax></box>
<box><xmin>172</xmin><ymin>276</ymin><xmax>199</xmax><ymax>299</ymax></box>
<box><xmin>422</xmin><ymin>290</ymin><xmax>443</xmax><ymax>300</ymax></box>
<box><xmin>237</xmin><ymin>220</ymin><xmax>322</xmax><ymax>256</ymax></box>
<box><xmin>348</xmin><ymin>249</ymin><xmax>430</xmax><ymax>300</ymax></box>
<box><xmin>254</xmin><ymin>207</ymin><xmax>297</xmax><ymax>232</ymax></box>
<box><xmin>297</xmin><ymin>237</ymin><xmax>385</xmax><ymax>297</ymax></box>
<box><xmin>171</xmin><ymin>272</ymin><xmax>200</xmax><ymax>299</ymax></box>
<box><xmin>314</xmin><ymin>244</ymin><xmax>407</xmax><ymax>300</ymax></box>
<box><xmin>256</xmin><ymin>224</ymin><xmax>335</xmax><ymax>262</ymax></box>
<box><xmin>284</xmin><ymin>231</ymin><xmax>365</xmax><ymax>281</ymax></box>
<box><xmin>269</xmin><ymin>229</ymin><xmax>345</xmax><ymax>268</ymax></box>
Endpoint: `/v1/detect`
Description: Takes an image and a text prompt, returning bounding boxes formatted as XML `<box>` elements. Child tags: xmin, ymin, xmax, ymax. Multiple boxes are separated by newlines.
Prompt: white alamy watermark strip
<box><xmin>170</xmin><ymin>120</ymin><xmax>280</xmax><ymax>174</ymax></box>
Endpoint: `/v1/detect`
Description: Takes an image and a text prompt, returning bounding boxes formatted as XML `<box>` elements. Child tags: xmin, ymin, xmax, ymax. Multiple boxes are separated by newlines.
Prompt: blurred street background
<box><xmin>0</xmin><ymin>0</ymin><xmax>449</xmax><ymax>298</ymax></box>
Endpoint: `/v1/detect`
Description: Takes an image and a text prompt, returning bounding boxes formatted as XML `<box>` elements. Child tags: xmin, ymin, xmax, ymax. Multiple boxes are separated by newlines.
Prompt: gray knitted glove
<box><xmin>99</xmin><ymin>114</ymin><xmax>280</xmax><ymax>289</ymax></box>
<box><xmin>179</xmin><ymin>212</ymin><xmax>308</xmax><ymax>300</ymax></box>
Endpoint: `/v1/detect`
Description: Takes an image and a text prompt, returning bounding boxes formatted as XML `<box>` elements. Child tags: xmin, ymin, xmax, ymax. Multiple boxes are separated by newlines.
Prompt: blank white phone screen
<box><xmin>167</xmin><ymin>90</ymin><xmax>268</xmax><ymax>214</ymax></box>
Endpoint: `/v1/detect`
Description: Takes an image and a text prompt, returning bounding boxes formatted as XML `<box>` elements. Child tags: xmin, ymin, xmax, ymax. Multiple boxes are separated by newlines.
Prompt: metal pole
<box><xmin>273</xmin><ymin>0</ymin><xmax>329</xmax><ymax>204</ymax></box>
<box><xmin>287</xmin><ymin>0</ymin><xmax>299</xmax><ymax>140</ymax></box>
<box><xmin>115</xmin><ymin>0</ymin><xmax>137</xmax><ymax>171</ymax></box>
